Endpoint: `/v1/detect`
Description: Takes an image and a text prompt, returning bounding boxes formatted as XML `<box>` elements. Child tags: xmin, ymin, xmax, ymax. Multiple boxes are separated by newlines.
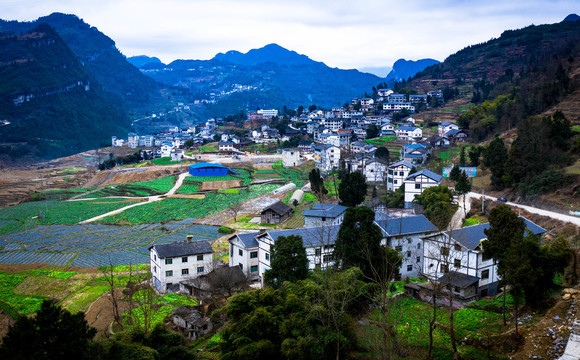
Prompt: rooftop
<box><xmin>150</xmin><ymin>240</ymin><xmax>214</xmax><ymax>259</ymax></box>
<box><xmin>374</xmin><ymin>215</ymin><xmax>438</xmax><ymax>237</ymax></box>
<box><xmin>303</xmin><ymin>203</ymin><xmax>348</xmax><ymax>218</ymax></box>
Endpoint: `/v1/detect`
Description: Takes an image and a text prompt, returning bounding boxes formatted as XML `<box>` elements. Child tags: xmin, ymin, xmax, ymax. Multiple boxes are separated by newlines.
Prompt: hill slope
<box><xmin>386</xmin><ymin>58</ymin><xmax>440</xmax><ymax>82</ymax></box>
<box><xmin>0</xmin><ymin>24</ymin><xmax>130</xmax><ymax>159</ymax></box>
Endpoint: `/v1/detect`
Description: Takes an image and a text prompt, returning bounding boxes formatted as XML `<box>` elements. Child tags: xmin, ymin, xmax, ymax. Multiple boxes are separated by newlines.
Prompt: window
<box><xmin>197</xmin><ymin>255</ymin><xmax>203</xmax><ymax>261</ymax></box>
<box><xmin>395</xmin><ymin>245</ymin><xmax>403</xmax><ymax>252</ymax></box>
<box><xmin>182</xmin><ymin>256</ymin><xmax>188</xmax><ymax>263</ymax></box>
<box><xmin>440</xmin><ymin>264</ymin><xmax>449</xmax><ymax>273</ymax></box>
<box><xmin>315</xmin><ymin>248</ymin><xmax>321</xmax><ymax>257</ymax></box>
<box><xmin>250</xmin><ymin>251</ymin><xmax>258</xmax><ymax>259</ymax></box>
<box><xmin>323</xmin><ymin>254</ymin><xmax>334</xmax><ymax>263</ymax></box>
<box><xmin>415</xmin><ymin>184</ymin><xmax>421</xmax><ymax>189</ymax></box>
<box><xmin>394</xmin><ymin>180</ymin><xmax>398</xmax><ymax>184</ymax></box>
<box><xmin>417</xmin><ymin>256</ymin><xmax>421</xmax><ymax>263</ymax></box>
<box><xmin>239</xmin><ymin>249</ymin><xmax>243</xmax><ymax>256</ymax></box>
<box><xmin>239</xmin><ymin>263</ymin><xmax>243</xmax><ymax>270</ymax></box>
<box><xmin>182</xmin><ymin>268</ymin><xmax>189</xmax><ymax>275</ymax></box>
<box><xmin>251</xmin><ymin>265</ymin><xmax>258</xmax><ymax>272</ymax></box>
<box><xmin>417</xmin><ymin>243</ymin><xmax>421</xmax><ymax>249</ymax></box>
<box><xmin>399</xmin><ymin>171</ymin><xmax>404</xmax><ymax>176</ymax></box>
<box><xmin>454</xmin><ymin>259</ymin><xmax>461</xmax><ymax>268</ymax></box>
<box><xmin>166</xmin><ymin>270</ymin><xmax>173</xmax><ymax>277</ymax></box>
<box><xmin>388</xmin><ymin>170</ymin><xmax>393</xmax><ymax>175</ymax></box>
<box><xmin>153</xmin><ymin>266</ymin><xmax>157</xmax><ymax>273</ymax></box>
<box><xmin>481</xmin><ymin>269</ymin><xmax>489</xmax><ymax>279</ymax></box>
<box><xmin>429</xmin><ymin>263</ymin><xmax>434</xmax><ymax>268</ymax></box>
<box><xmin>321</xmin><ymin>217</ymin><xmax>327</xmax><ymax>222</ymax></box>
<box><xmin>165</xmin><ymin>258</ymin><xmax>172</xmax><ymax>265</ymax></box>
<box><xmin>265</xmin><ymin>253</ymin><xmax>270</xmax><ymax>261</ymax></box>
<box><xmin>407</xmin><ymin>265</ymin><xmax>413</xmax><ymax>272</ymax></box>
<box><xmin>197</xmin><ymin>266</ymin><xmax>204</xmax><ymax>273</ymax></box>
<box><xmin>440</xmin><ymin>247</ymin><xmax>449</xmax><ymax>256</ymax></box>
<box><xmin>454</xmin><ymin>286</ymin><xmax>460</xmax><ymax>293</ymax></box>
<box><xmin>406</xmin><ymin>251</ymin><xmax>411</xmax><ymax>258</ymax></box>
<box><xmin>407</xmin><ymin>238</ymin><xmax>412</xmax><ymax>243</ymax></box>
<box><xmin>154</xmin><ymin>254</ymin><xmax>157</xmax><ymax>261</ymax></box>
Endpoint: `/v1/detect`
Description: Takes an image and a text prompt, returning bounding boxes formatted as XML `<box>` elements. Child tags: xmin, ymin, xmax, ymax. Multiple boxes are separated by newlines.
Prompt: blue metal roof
<box><xmin>397</xmin><ymin>126</ymin><xmax>418</xmax><ymax>131</ymax></box>
<box><xmin>264</xmin><ymin>225</ymin><xmax>341</xmax><ymax>247</ymax></box>
<box><xmin>406</xmin><ymin>169</ymin><xmax>443</xmax><ymax>183</ymax></box>
<box><xmin>440</xmin><ymin>122</ymin><xmax>455</xmax><ymax>126</ymax></box>
<box><xmin>389</xmin><ymin>160</ymin><xmax>414</xmax><ymax>169</ymax></box>
<box><xmin>443</xmin><ymin>217</ymin><xmax>547</xmax><ymax>250</ymax></box>
<box><xmin>188</xmin><ymin>162</ymin><xmax>227</xmax><ymax>170</ymax></box>
<box><xmin>303</xmin><ymin>204</ymin><xmax>348</xmax><ymax>218</ymax></box>
<box><xmin>374</xmin><ymin>215</ymin><xmax>438</xmax><ymax>237</ymax></box>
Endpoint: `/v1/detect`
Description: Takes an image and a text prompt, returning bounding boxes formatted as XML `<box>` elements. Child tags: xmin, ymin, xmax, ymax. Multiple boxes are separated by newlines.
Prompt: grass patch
<box><xmin>0</xmin><ymin>272</ymin><xmax>46</xmax><ymax>314</ymax></box>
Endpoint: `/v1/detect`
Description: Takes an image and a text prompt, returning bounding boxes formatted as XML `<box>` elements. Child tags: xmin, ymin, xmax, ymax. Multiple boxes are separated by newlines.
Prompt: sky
<box><xmin>2</xmin><ymin>0</ymin><xmax>577</xmax><ymax>75</ymax></box>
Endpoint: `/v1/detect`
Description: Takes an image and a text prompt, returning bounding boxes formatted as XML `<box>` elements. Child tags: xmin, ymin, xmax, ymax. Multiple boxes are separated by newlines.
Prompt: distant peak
<box><xmin>562</xmin><ymin>14</ymin><xmax>580</xmax><ymax>22</ymax></box>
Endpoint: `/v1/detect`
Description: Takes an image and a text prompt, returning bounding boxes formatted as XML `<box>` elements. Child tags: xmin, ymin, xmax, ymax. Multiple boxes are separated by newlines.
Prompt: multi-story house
<box><xmin>228</xmin><ymin>232</ymin><xmax>260</xmax><ymax>281</ymax></box>
<box><xmin>403</xmin><ymin>169</ymin><xmax>442</xmax><ymax>208</ymax></box>
<box><xmin>387</xmin><ymin>160</ymin><xmax>414</xmax><ymax>191</ymax></box>
<box><xmin>303</xmin><ymin>203</ymin><xmax>348</xmax><ymax>228</ymax></box>
<box><xmin>314</xmin><ymin>144</ymin><xmax>340</xmax><ymax>171</ymax></box>
<box><xmin>438</xmin><ymin>122</ymin><xmax>459</xmax><ymax>137</ymax></box>
<box><xmin>383</xmin><ymin>103</ymin><xmax>416</xmax><ymax>112</ymax></box>
<box><xmin>324</xmin><ymin>118</ymin><xmax>344</xmax><ymax>131</ymax></box>
<box><xmin>422</xmin><ymin>218</ymin><xmax>546</xmax><ymax>302</ymax></box>
<box><xmin>282</xmin><ymin>148</ymin><xmax>302</xmax><ymax>168</ymax></box>
<box><xmin>149</xmin><ymin>239</ymin><xmax>214</xmax><ymax>293</ymax></box>
<box><xmin>409</xmin><ymin>95</ymin><xmax>428</xmax><ymax>104</ymax></box>
<box><xmin>362</xmin><ymin>160</ymin><xmax>388</xmax><ymax>183</ymax></box>
<box><xmin>387</xmin><ymin>93</ymin><xmax>407</xmax><ymax>103</ymax></box>
<box><xmin>128</xmin><ymin>133</ymin><xmax>139</xmax><ymax>148</ymax></box>
<box><xmin>375</xmin><ymin>215</ymin><xmax>438</xmax><ymax>279</ymax></box>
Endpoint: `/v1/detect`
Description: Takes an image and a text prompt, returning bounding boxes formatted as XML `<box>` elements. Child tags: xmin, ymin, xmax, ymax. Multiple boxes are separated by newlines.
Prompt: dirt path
<box><xmin>84</xmin><ymin>289</ymin><xmax>131</xmax><ymax>338</ymax></box>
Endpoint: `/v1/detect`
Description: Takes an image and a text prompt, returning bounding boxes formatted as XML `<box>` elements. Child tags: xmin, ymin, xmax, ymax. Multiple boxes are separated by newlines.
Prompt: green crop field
<box><xmin>83</xmin><ymin>176</ymin><xmax>176</xmax><ymax>198</ymax></box>
<box><xmin>0</xmin><ymin>198</ymin><xmax>142</xmax><ymax>235</ymax></box>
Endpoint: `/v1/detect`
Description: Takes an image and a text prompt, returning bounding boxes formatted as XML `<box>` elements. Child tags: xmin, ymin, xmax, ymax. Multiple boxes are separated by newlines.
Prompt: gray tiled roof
<box><xmin>406</xmin><ymin>169</ymin><xmax>443</xmax><ymax>183</ymax></box>
<box><xmin>263</xmin><ymin>225</ymin><xmax>341</xmax><ymax>247</ymax></box>
<box><xmin>443</xmin><ymin>217</ymin><xmax>547</xmax><ymax>250</ymax></box>
<box><xmin>230</xmin><ymin>232</ymin><xmax>259</xmax><ymax>248</ymax></box>
<box><xmin>438</xmin><ymin>271</ymin><xmax>480</xmax><ymax>288</ymax></box>
<box><xmin>374</xmin><ymin>215</ymin><xmax>438</xmax><ymax>237</ymax></box>
<box><xmin>389</xmin><ymin>160</ymin><xmax>414</xmax><ymax>169</ymax></box>
<box><xmin>303</xmin><ymin>203</ymin><xmax>348</xmax><ymax>218</ymax></box>
<box><xmin>262</xmin><ymin>201</ymin><xmax>293</xmax><ymax>216</ymax></box>
<box><xmin>150</xmin><ymin>240</ymin><xmax>213</xmax><ymax>259</ymax></box>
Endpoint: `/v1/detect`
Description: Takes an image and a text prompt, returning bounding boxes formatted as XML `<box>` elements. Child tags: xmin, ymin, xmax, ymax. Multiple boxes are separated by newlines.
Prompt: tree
<box><xmin>414</xmin><ymin>186</ymin><xmax>457</xmax><ymax>230</ymax></box>
<box><xmin>0</xmin><ymin>300</ymin><xmax>97</xmax><ymax>360</ymax></box>
<box><xmin>459</xmin><ymin>147</ymin><xmax>466</xmax><ymax>167</ymax></box>
<box><xmin>455</xmin><ymin>171</ymin><xmax>472</xmax><ymax>217</ymax></box>
<box><xmin>382</xmin><ymin>184</ymin><xmax>405</xmax><ymax>208</ymax></box>
<box><xmin>375</xmin><ymin>147</ymin><xmax>390</xmax><ymax>162</ymax></box>
<box><xmin>366</xmin><ymin>124</ymin><xmax>380</xmax><ymax>139</ymax></box>
<box><xmin>338</xmin><ymin>171</ymin><xmax>367</xmax><ymax>207</ymax></box>
<box><xmin>334</xmin><ymin>207</ymin><xmax>383</xmax><ymax>280</ymax></box>
<box><xmin>483</xmin><ymin>137</ymin><xmax>508</xmax><ymax>190</ymax></box>
<box><xmin>449</xmin><ymin>165</ymin><xmax>461</xmax><ymax>182</ymax></box>
<box><xmin>264</xmin><ymin>235</ymin><xmax>308</xmax><ymax>288</ymax></box>
<box><xmin>468</xmin><ymin>146</ymin><xmax>483</xmax><ymax>167</ymax></box>
<box><xmin>308</xmin><ymin>104</ymin><xmax>317</xmax><ymax>112</ymax></box>
<box><xmin>309</xmin><ymin>168</ymin><xmax>328</xmax><ymax>202</ymax></box>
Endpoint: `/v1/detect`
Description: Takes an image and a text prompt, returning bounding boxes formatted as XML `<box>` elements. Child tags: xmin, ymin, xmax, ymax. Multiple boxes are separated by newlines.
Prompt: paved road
<box><xmin>466</xmin><ymin>192</ymin><xmax>580</xmax><ymax>227</ymax></box>
<box><xmin>78</xmin><ymin>172</ymin><xmax>190</xmax><ymax>224</ymax></box>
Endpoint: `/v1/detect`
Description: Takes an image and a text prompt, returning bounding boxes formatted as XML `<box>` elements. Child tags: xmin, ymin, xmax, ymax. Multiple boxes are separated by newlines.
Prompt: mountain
<box><xmin>0</xmin><ymin>23</ymin><xmax>130</xmax><ymax>159</ymax></box>
<box><xmin>134</xmin><ymin>43</ymin><xmax>383</xmax><ymax>116</ymax></box>
<box><xmin>127</xmin><ymin>55</ymin><xmax>164</xmax><ymax>69</ymax></box>
<box><xmin>562</xmin><ymin>13</ymin><xmax>580</xmax><ymax>22</ymax></box>
<box><xmin>385</xmin><ymin>58</ymin><xmax>440</xmax><ymax>82</ymax></box>
<box><xmin>0</xmin><ymin>13</ymin><xmax>159</xmax><ymax>108</ymax></box>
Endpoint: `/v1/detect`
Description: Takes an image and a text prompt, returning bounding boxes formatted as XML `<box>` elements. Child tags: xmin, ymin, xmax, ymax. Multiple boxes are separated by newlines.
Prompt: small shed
<box><xmin>261</xmin><ymin>201</ymin><xmax>293</xmax><ymax>224</ymax></box>
<box><xmin>188</xmin><ymin>162</ymin><xmax>229</xmax><ymax>177</ymax></box>
<box><xmin>172</xmin><ymin>306</ymin><xmax>213</xmax><ymax>340</ymax></box>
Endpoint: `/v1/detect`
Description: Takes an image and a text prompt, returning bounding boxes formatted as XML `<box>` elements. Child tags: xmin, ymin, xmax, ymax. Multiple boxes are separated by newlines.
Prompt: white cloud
<box><xmin>1</xmin><ymin>0</ymin><xmax>577</xmax><ymax>69</ymax></box>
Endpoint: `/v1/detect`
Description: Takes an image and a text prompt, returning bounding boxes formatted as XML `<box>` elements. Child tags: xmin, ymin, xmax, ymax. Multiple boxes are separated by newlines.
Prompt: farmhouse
<box><xmin>149</xmin><ymin>239</ymin><xmax>214</xmax><ymax>293</ymax></box>
<box><xmin>172</xmin><ymin>307</ymin><xmax>213</xmax><ymax>340</ymax></box>
<box><xmin>228</xmin><ymin>232</ymin><xmax>260</xmax><ymax>280</ymax></box>
<box><xmin>387</xmin><ymin>160</ymin><xmax>414</xmax><ymax>191</ymax></box>
<box><xmin>188</xmin><ymin>163</ymin><xmax>232</xmax><ymax>177</ymax></box>
<box><xmin>303</xmin><ymin>203</ymin><xmax>348</xmax><ymax>228</ymax></box>
<box><xmin>403</xmin><ymin>169</ymin><xmax>443</xmax><ymax>208</ymax></box>
<box><xmin>422</xmin><ymin>217</ymin><xmax>546</xmax><ymax>303</ymax></box>
<box><xmin>260</xmin><ymin>201</ymin><xmax>293</xmax><ymax>224</ymax></box>
<box><xmin>282</xmin><ymin>148</ymin><xmax>302</xmax><ymax>168</ymax></box>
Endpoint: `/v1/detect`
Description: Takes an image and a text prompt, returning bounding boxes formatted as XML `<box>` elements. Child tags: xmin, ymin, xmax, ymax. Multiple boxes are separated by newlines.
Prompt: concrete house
<box><xmin>260</xmin><ymin>201</ymin><xmax>293</xmax><ymax>224</ymax></box>
<box><xmin>395</xmin><ymin>126</ymin><xmax>422</xmax><ymax>141</ymax></box>
<box><xmin>149</xmin><ymin>240</ymin><xmax>214</xmax><ymax>293</ymax></box>
<box><xmin>375</xmin><ymin>215</ymin><xmax>438</xmax><ymax>279</ymax></box>
<box><xmin>228</xmin><ymin>232</ymin><xmax>260</xmax><ymax>281</ymax></box>
<box><xmin>303</xmin><ymin>203</ymin><xmax>348</xmax><ymax>228</ymax></box>
<box><xmin>314</xmin><ymin>144</ymin><xmax>341</xmax><ymax>172</ymax></box>
<box><xmin>403</xmin><ymin>169</ymin><xmax>443</xmax><ymax>208</ymax></box>
<box><xmin>438</xmin><ymin>122</ymin><xmax>459</xmax><ymax>137</ymax></box>
<box><xmin>387</xmin><ymin>160</ymin><xmax>414</xmax><ymax>191</ymax></box>
<box><xmin>422</xmin><ymin>218</ymin><xmax>546</xmax><ymax>303</ymax></box>
<box><xmin>282</xmin><ymin>148</ymin><xmax>302</xmax><ymax>168</ymax></box>
<box><xmin>172</xmin><ymin>307</ymin><xmax>213</xmax><ymax>340</ymax></box>
<box><xmin>363</xmin><ymin>160</ymin><xmax>388</xmax><ymax>183</ymax></box>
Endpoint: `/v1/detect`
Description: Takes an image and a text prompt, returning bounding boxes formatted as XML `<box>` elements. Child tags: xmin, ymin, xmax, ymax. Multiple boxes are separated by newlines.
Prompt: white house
<box><xmin>160</xmin><ymin>143</ymin><xmax>173</xmax><ymax>157</ymax></box>
<box><xmin>324</xmin><ymin>118</ymin><xmax>344</xmax><ymax>131</ymax></box>
<box><xmin>422</xmin><ymin>218</ymin><xmax>546</xmax><ymax>301</ymax></box>
<box><xmin>409</xmin><ymin>95</ymin><xmax>428</xmax><ymax>104</ymax></box>
<box><xmin>257</xmin><ymin>109</ymin><xmax>279</xmax><ymax>118</ymax></box>
<box><xmin>282</xmin><ymin>148</ymin><xmax>302</xmax><ymax>168</ymax></box>
<box><xmin>363</xmin><ymin>160</ymin><xmax>388</xmax><ymax>183</ymax></box>
<box><xmin>386</xmin><ymin>94</ymin><xmax>407</xmax><ymax>103</ymax></box>
<box><xmin>403</xmin><ymin>169</ymin><xmax>443</xmax><ymax>208</ymax></box>
<box><xmin>375</xmin><ymin>215</ymin><xmax>438</xmax><ymax>279</ymax></box>
<box><xmin>383</xmin><ymin>103</ymin><xmax>416</xmax><ymax>112</ymax></box>
<box><xmin>387</xmin><ymin>160</ymin><xmax>414</xmax><ymax>191</ymax></box>
<box><xmin>395</xmin><ymin>126</ymin><xmax>422</xmax><ymax>141</ymax></box>
<box><xmin>228</xmin><ymin>232</ymin><xmax>260</xmax><ymax>281</ymax></box>
<box><xmin>314</xmin><ymin>144</ymin><xmax>341</xmax><ymax>172</ymax></box>
<box><xmin>218</xmin><ymin>141</ymin><xmax>236</xmax><ymax>152</ymax></box>
<box><xmin>303</xmin><ymin>203</ymin><xmax>348</xmax><ymax>228</ymax></box>
<box><xmin>438</xmin><ymin>122</ymin><xmax>459</xmax><ymax>137</ymax></box>
<box><xmin>149</xmin><ymin>239</ymin><xmax>214</xmax><ymax>293</ymax></box>
<box><xmin>128</xmin><ymin>133</ymin><xmax>139</xmax><ymax>149</ymax></box>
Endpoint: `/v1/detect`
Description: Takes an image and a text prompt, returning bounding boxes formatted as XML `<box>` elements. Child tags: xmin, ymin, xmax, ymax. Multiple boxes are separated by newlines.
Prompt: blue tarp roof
<box><xmin>189</xmin><ymin>162</ymin><xmax>227</xmax><ymax>170</ymax></box>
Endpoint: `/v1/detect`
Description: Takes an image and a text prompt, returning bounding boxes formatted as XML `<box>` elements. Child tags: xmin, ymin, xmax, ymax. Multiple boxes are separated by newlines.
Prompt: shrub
<box><xmin>218</xmin><ymin>226</ymin><xmax>234</xmax><ymax>234</ymax></box>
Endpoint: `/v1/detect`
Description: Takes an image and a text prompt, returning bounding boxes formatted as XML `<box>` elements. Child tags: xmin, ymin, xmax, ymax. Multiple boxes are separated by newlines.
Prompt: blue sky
<box><xmin>2</xmin><ymin>0</ymin><xmax>577</xmax><ymax>74</ymax></box>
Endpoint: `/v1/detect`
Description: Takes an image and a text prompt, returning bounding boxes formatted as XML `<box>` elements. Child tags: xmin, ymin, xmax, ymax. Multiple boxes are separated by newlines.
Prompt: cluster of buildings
<box><xmin>149</xmin><ymin>196</ymin><xmax>546</xmax><ymax>308</ymax></box>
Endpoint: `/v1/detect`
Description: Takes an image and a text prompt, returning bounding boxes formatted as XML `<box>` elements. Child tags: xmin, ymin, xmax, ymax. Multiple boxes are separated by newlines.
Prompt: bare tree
<box><xmin>100</xmin><ymin>262</ymin><xmax>124</xmax><ymax>330</ymax></box>
<box><xmin>227</xmin><ymin>200</ymin><xmax>242</xmax><ymax>222</ymax></box>
<box><xmin>124</xmin><ymin>266</ymin><xmax>161</xmax><ymax>335</ymax></box>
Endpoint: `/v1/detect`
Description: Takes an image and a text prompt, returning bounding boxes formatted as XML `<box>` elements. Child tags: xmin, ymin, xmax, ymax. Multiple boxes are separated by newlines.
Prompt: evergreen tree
<box><xmin>414</xmin><ymin>186</ymin><xmax>457</xmax><ymax>230</ymax></box>
<box><xmin>455</xmin><ymin>171</ymin><xmax>472</xmax><ymax>216</ymax></box>
<box><xmin>468</xmin><ymin>146</ymin><xmax>482</xmax><ymax>167</ymax></box>
<box><xmin>338</xmin><ymin>171</ymin><xmax>367</xmax><ymax>207</ymax></box>
<box><xmin>374</xmin><ymin>147</ymin><xmax>390</xmax><ymax>162</ymax></box>
<box><xmin>483</xmin><ymin>137</ymin><xmax>508</xmax><ymax>190</ymax></box>
<box><xmin>459</xmin><ymin>146</ymin><xmax>466</xmax><ymax>167</ymax></box>
<box><xmin>449</xmin><ymin>165</ymin><xmax>461</xmax><ymax>182</ymax></box>
<box><xmin>309</xmin><ymin>168</ymin><xmax>328</xmax><ymax>201</ymax></box>
<box><xmin>264</xmin><ymin>235</ymin><xmax>309</xmax><ymax>288</ymax></box>
<box><xmin>366</xmin><ymin>124</ymin><xmax>380</xmax><ymax>139</ymax></box>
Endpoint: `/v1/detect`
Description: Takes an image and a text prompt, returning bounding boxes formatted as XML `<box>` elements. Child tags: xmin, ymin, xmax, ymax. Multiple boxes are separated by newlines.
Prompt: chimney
<box><xmin>186</xmin><ymin>235</ymin><xmax>193</xmax><ymax>243</ymax></box>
